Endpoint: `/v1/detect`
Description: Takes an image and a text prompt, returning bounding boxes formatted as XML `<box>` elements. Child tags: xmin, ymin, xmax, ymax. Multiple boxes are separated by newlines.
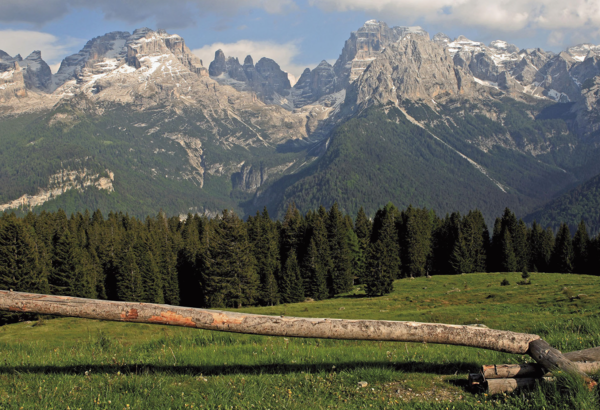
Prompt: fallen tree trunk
<box><xmin>0</xmin><ymin>290</ymin><xmax>538</xmax><ymax>353</ymax></box>
<box><xmin>528</xmin><ymin>339</ymin><xmax>596</xmax><ymax>387</ymax></box>
<box><xmin>486</xmin><ymin>377</ymin><xmax>555</xmax><ymax>395</ymax></box>
<box><xmin>483</xmin><ymin>362</ymin><xmax>600</xmax><ymax>379</ymax></box>
<box><xmin>564</xmin><ymin>346</ymin><xmax>600</xmax><ymax>363</ymax></box>
<box><xmin>0</xmin><ymin>290</ymin><xmax>597</xmax><ymax>389</ymax></box>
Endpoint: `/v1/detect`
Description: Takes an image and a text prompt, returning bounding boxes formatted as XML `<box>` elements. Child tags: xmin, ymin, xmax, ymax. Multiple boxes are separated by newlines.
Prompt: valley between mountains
<box><xmin>2</xmin><ymin>21</ymin><xmax>600</xmax><ymax>228</ymax></box>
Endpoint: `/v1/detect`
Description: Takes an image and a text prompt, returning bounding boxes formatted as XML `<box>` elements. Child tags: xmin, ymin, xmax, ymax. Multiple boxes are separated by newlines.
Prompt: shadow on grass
<box><xmin>0</xmin><ymin>360</ymin><xmax>479</xmax><ymax>377</ymax></box>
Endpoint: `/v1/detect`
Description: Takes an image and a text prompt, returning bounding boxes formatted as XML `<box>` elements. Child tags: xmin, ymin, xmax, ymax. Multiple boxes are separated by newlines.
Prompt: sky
<box><xmin>0</xmin><ymin>0</ymin><xmax>599</xmax><ymax>78</ymax></box>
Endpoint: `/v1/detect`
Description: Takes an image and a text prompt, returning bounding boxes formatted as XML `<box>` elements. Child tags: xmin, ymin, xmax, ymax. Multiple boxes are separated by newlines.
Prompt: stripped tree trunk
<box><xmin>482</xmin><ymin>362</ymin><xmax>600</xmax><ymax>379</ymax></box>
<box><xmin>0</xmin><ymin>290</ymin><xmax>597</xmax><ymax>388</ymax></box>
<box><xmin>486</xmin><ymin>377</ymin><xmax>555</xmax><ymax>395</ymax></box>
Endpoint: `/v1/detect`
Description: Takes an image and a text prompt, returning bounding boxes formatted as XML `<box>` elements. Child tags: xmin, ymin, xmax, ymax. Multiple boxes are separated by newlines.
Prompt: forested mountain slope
<box><xmin>526</xmin><ymin>173</ymin><xmax>600</xmax><ymax>233</ymax></box>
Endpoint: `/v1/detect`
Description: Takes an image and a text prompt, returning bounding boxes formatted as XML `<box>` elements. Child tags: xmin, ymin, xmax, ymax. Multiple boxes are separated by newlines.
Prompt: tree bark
<box><xmin>564</xmin><ymin>346</ymin><xmax>600</xmax><ymax>363</ymax></box>
<box><xmin>483</xmin><ymin>362</ymin><xmax>600</xmax><ymax>379</ymax></box>
<box><xmin>486</xmin><ymin>377</ymin><xmax>554</xmax><ymax>395</ymax></box>
<box><xmin>528</xmin><ymin>339</ymin><xmax>597</xmax><ymax>389</ymax></box>
<box><xmin>0</xmin><ymin>290</ymin><xmax>538</xmax><ymax>353</ymax></box>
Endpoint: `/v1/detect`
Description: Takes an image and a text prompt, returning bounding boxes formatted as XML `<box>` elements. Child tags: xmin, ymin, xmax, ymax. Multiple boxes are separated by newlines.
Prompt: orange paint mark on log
<box><xmin>211</xmin><ymin>313</ymin><xmax>244</xmax><ymax>326</ymax></box>
<box><xmin>9</xmin><ymin>306</ymin><xmax>24</xmax><ymax>312</ymax></box>
<box><xmin>148</xmin><ymin>311</ymin><xmax>196</xmax><ymax>327</ymax></box>
<box><xmin>120</xmin><ymin>309</ymin><xmax>139</xmax><ymax>320</ymax></box>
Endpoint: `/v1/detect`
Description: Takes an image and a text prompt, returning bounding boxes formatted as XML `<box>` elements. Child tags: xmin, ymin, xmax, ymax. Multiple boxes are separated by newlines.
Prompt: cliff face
<box><xmin>333</xmin><ymin>20</ymin><xmax>429</xmax><ymax>90</ymax></box>
<box><xmin>0</xmin><ymin>168</ymin><xmax>115</xmax><ymax>213</ymax></box>
<box><xmin>291</xmin><ymin>61</ymin><xmax>337</xmax><ymax>108</ymax></box>
<box><xmin>208</xmin><ymin>50</ymin><xmax>292</xmax><ymax>106</ymax></box>
<box><xmin>0</xmin><ymin>54</ymin><xmax>28</xmax><ymax>101</ymax></box>
<box><xmin>347</xmin><ymin>34</ymin><xmax>462</xmax><ymax>109</ymax></box>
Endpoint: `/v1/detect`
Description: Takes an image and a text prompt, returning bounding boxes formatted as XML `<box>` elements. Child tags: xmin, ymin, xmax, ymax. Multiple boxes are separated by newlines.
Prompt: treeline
<box><xmin>0</xmin><ymin>203</ymin><xmax>598</xmax><ymax>322</ymax></box>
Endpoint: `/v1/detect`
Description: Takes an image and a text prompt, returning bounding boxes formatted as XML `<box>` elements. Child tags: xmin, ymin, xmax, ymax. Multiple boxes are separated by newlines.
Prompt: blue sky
<box><xmin>1</xmin><ymin>0</ymin><xmax>599</xmax><ymax>78</ymax></box>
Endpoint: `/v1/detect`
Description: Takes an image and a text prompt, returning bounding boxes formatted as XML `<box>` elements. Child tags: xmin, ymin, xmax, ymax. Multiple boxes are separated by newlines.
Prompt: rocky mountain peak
<box><xmin>489</xmin><ymin>40</ymin><xmax>519</xmax><ymax>54</ymax></box>
<box><xmin>348</xmin><ymin>33</ymin><xmax>461</xmax><ymax>109</ymax></box>
<box><xmin>433</xmin><ymin>33</ymin><xmax>451</xmax><ymax>44</ymax></box>
<box><xmin>567</xmin><ymin>44</ymin><xmax>600</xmax><ymax>62</ymax></box>
<box><xmin>207</xmin><ymin>51</ymin><xmax>291</xmax><ymax>106</ymax></box>
<box><xmin>21</xmin><ymin>50</ymin><xmax>52</xmax><ymax>91</ymax></box>
<box><xmin>0</xmin><ymin>51</ymin><xmax>28</xmax><ymax>100</ymax></box>
<box><xmin>208</xmin><ymin>49</ymin><xmax>227</xmax><ymax>76</ymax></box>
<box><xmin>291</xmin><ymin>60</ymin><xmax>337</xmax><ymax>108</ymax></box>
<box><xmin>255</xmin><ymin>57</ymin><xmax>291</xmax><ymax>90</ymax></box>
<box><xmin>52</xmin><ymin>30</ymin><xmax>131</xmax><ymax>90</ymax></box>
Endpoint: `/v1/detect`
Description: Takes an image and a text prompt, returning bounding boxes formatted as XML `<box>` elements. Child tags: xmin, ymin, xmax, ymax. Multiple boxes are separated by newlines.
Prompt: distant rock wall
<box><xmin>0</xmin><ymin>168</ymin><xmax>115</xmax><ymax>212</ymax></box>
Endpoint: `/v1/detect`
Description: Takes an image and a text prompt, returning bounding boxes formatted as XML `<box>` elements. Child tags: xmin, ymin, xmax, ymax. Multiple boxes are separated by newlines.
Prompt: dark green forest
<box><xmin>1</xmin><ymin>202</ymin><xmax>598</xmax><ymax>325</ymax></box>
<box><xmin>525</xmin><ymin>173</ymin><xmax>600</xmax><ymax>234</ymax></box>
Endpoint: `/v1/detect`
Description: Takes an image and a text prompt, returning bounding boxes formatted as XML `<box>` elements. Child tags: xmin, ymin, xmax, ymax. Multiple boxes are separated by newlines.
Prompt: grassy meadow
<box><xmin>0</xmin><ymin>271</ymin><xmax>599</xmax><ymax>409</ymax></box>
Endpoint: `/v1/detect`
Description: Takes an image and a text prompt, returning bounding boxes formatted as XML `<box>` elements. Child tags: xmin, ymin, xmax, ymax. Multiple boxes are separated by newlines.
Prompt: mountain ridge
<box><xmin>1</xmin><ymin>21</ymin><xmax>600</xmax><ymax>224</ymax></box>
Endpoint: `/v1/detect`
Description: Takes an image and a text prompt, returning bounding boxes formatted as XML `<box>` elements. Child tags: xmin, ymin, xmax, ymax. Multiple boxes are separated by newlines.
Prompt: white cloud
<box><xmin>192</xmin><ymin>39</ymin><xmax>313</xmax><ymax>78</ymax></box>
<box><xmin>309</xmin><ymin>0</ymin><xmax>600</xmax><ymax>34</ymax></box>
<box><xmin>0</xmin><ymin>30</ymin><xmax>82</xmax><ymax>65</ymax></box>
<box><xmin>0</xmin><ymin>0</ymin><xmax>297</xmax><ymax>28</ymax></box>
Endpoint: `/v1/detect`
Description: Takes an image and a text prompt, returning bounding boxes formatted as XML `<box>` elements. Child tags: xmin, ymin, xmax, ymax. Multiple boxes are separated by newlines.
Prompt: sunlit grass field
<box><xmin>0</xmin><ymin>271</ymin><xmax>599</xmax><ymax>409</ymax></box>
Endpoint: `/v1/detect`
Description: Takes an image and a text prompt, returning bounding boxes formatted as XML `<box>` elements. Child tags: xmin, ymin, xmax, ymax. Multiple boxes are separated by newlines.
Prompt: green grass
<box><xmin>0</xmin><ymin>272</ymin><xmax>599</xmax><ymax>409</ymax></box>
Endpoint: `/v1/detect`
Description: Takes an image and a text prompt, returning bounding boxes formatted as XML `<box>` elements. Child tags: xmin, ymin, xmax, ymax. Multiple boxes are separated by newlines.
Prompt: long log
<box><xmin>483</xmin><ymin>362</ymin><xmax>600</xmax><ymax>379</ymax></box>
<box><xmin>0</xmin><ymin>290</ymin><xmax>538</xmax><ymax>353</ymax></box>
<box><xmin>0</xmin><ymin>290</ymin><xmax>598</xmax><ymax>389</ymax></box>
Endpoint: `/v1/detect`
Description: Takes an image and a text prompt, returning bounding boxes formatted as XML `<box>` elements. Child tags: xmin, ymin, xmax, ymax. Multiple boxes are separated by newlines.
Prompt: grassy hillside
<box><xmin>0</xmin><ymin>272</ymin><xmax>599</xmax><ymax>409</ymax></box>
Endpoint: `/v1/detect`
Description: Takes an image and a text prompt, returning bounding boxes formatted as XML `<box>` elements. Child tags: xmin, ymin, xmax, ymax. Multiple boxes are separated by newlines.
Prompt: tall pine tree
<box><xmin>364</xmin><ymin>210</ymin><xmax>400</xmax><ymax>296</ymax></box>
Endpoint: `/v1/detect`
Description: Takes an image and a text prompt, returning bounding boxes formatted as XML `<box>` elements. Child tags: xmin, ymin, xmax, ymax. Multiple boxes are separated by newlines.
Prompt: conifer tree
<box><xmin>177</xmin><ymin>214</ymin><xmax>204</xmax><ymax>307</ymax></box>
<box><xmin>551</xmin><ymin>223</ymin><xmax>574</xmax><ymax>273</ymax></box>
<box><xmin>327</xmin><ymin>203</ymin><xmax>353</xmax><ymax>295</ymax></box>
<box><xmin>346</xmin><ymin>229</ymin><xmax>364</xmax><ymax>283</ymax></box>
<box><xmin>154</xmin><ymin>211</ymin><xmax>180</xmax><ymax>305</ymax></box>
<box><xmin>431</xmin><ymin>212</ymin><xmax>461</xmax><ymax>274</ymax></box>
<box><xmin>528</xmin><ymin>221</ymin><xmax>549</xmax><ymax>272</ymax></box>
<box><xmin>50</xmin><ymin>229</ymin><xmax>93</xmax><ymax>297</ymax></box>
<box><xmin>280</xmin><ymin>202</ymin><xmax>305</xmax><ymax>268</ymax></box>
<box><xmin>139</xmin><ymin>248</ymin><xmax>164</xmax><ymax>304</ymax></box>
<box><xmin>354</xmin><ymin>207</ymin><xmax>372</xmax><ymax>283</ymax></box>
<box><xmin>364</xmin><ymin>210</ymin><xmax>400</xmax><ymax>296</ymax></box>
<box><xmin>206</xmin><ymin>210</ymin><xmax>259</xmax><ymax>308</ymax></box>
<box><xmin>0</xmin><ymin>216</ymin><xmax>49</xmax><ymax>295</ymax></box>
<box><xmin>279</xmin><ymin>249</ymin><xmax>305</xmax><ymax>303</ymax></box>
<box><xmin>248</xmin><ymin>208</ymin><xmax>280</xmax><ymax>306</ymax></box>
<box><xmin>500</xmin><ymin>229</ymin><xmax>518</xmax><ymax>272</ymax></box>
<box><xmin>302</xmin><ymin>213</ymin><xmax>331</xmax><ymax>300</ymax></box>
<box><xmin>488</xmin><ymin>218</ymin><xmax>503</xmax><ymax>272</ymax></box>
<box><xmin>451</xmin><ymin>210</ymin><xmax>488</xmax><ymax>274</ymax></box>
<box><xmin>303</xmin><ymin>238</ymin><xmax>329</xmax><ymax>300</ymax></box>
<box><xmin>572</xmin><ymin>220</ymin><xmax>590</xmax><ymax>274</ymax></box>
<box><xmin>513</xmin><ymin>220</ymin><xmax>529</xmax><ymax>272</ymax></box>
<box><xmin>401</xmin><ymin>206</ymin><xmax>432</xmax><ymax>278</ymax></box>
<box><xmin>115</xmin><ymin>237</ymin><xmax>144</xmax><ymax>302</ymax></box>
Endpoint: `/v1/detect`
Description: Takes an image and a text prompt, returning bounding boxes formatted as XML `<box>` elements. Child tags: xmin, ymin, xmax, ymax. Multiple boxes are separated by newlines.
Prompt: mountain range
<box><xmin>1</xmin><ymin>21</ymin><xmax>600</xmax><ymax>229</ymax></box>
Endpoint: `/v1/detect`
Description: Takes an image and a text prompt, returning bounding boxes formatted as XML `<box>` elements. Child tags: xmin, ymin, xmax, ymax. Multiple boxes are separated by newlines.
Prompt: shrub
<box><xmin>501</xmin><ymin>279</ymin><xmax>510</xmax><ymax>286</ymax></box>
